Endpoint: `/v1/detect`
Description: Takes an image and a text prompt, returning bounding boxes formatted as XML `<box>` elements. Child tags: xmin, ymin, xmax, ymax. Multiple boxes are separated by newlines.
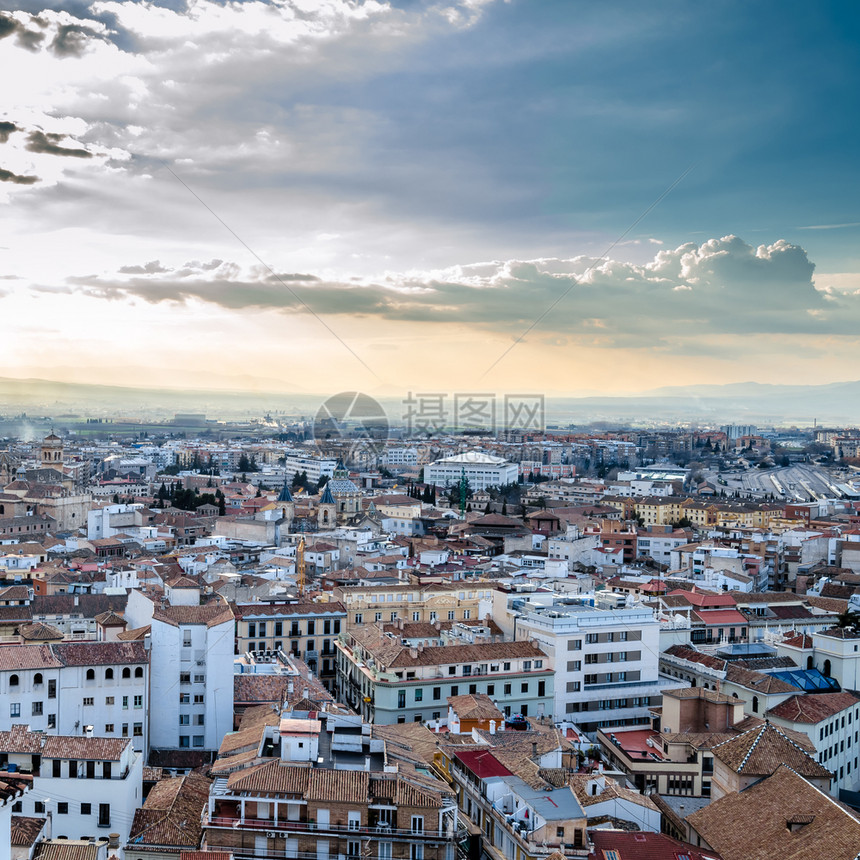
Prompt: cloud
<box><xmin>0</xmin><ymin>12</ymin><xmax>46</xmax><ymax>51</ymax></box>
<box><xmin>56</xmin><ymin>235</ymin><xmax>860</xmax><ymax>349</ymax></box>
<box><xmin>25</xmin><ymin>130</ymin><xmax>92</xmax><ymax>158</ymax></box>
<box><xmin>0</xmin><ymin>166</ymin><xmax>39</xmax><ymax>184</ymax></box>
<box><xmin>0</xmin><ymin>121</ymin><xmax>19</xmax><ymax>143</ymax></box>
<box><xmin>117</xmin><ymin>260</ymin><xmax>168</xmax><ymax>274</ymax></box>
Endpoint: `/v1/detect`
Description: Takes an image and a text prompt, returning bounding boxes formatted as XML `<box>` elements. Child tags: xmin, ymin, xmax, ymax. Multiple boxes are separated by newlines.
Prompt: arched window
<box><xmin>807</xmin><ymin>655</ymin><xmax>814</xmax><ymax>670</ymax></box>
<box><xmin>824</xmin><ymin>659</ymin><xmax>832</xmax><ymax>677</ymax></box>
<box><xmin>9</xmin><ymin>674</ymin><xmax>18</xmax><ymax>686</ymax></box>
<box><xmin>86</xmin><ymin>669</ymin><xmax>95</xmax><ymax>681</ymax></box>
<box><xmin>134</xmin><ymin>667</ymin><xmax>143</xmax><ymax>678</ymax></box>
<box><xmin>0</xmin><ymin>505</ymin><xmax>4</xmax><ymax>515</ymax></box>
<box><xmin>105</xmin><ymin>668</ymin><xmax>114</xmax><ymax>680</ymax></box>
<box><xmin>752</xmin><ymin>696</ymin><xmax>759</xmax><ymax>713</ymax></box>
<box><xmin>33</xmin><ymin>673</ymin><xmax>43</xmax><ymax>685</ymax></box>
<box><xmin>122</xmin><ymin>668</ymin><xmax>131</xmax><ymax>679</ymax></box>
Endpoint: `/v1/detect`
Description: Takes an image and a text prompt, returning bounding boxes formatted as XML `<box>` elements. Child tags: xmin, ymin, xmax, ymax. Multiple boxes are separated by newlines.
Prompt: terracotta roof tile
<box><xmin>686</xmin><ymin>765</ymin><xmax>860</xmax><ymax>860</ymax></box>
<box><xmin>711</xmin><ymin>722</ymin><xmax>831</xmax><ymax>779</ymax></box>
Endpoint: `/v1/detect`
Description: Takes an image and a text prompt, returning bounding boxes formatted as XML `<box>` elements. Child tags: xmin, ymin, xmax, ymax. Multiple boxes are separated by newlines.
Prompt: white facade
<box><xmin>6</xmin><ymin>733</ymin><xmax>143</xmax><ymax>846</ymax></box>
<box><xmin>510</xmin><ymin>597</ymin><xmax>675</xmax><ymax>735</ymax></box>
<box><xmin>125</xmin><ymin>589</ymin><xmax>234</xmax><ymax>752</ymax></box>
<box><xmin>0</xmin><ymin>643</ymin><xmax>149</xmax><ymax>754</ymax></box>
<box><xmin>425</xmin><ymin>452</ymin><xmax>518</xmax><ymax>491</ymax></box>
<box><xmin>283</xmin><ymin>454</ymin><xmax>337</xmax><ymax>483</ymax></box>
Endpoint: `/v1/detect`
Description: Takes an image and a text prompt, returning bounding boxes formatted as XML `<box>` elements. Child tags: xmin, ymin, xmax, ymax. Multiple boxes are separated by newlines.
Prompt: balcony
<box><xmin>204</xmin><ymin>814</ymin><xmax>447</xmax><ymax>840</ymax></box>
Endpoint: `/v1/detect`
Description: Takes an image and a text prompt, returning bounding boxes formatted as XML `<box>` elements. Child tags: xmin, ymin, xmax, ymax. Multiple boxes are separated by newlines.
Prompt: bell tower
<box><xmin>317</xmin><ymin>482</ymin><xmax>336</xmax><ymax>529</ymax></box>
<box><xmin>41</xmin><ymin>433</ymin><xmax>64</xmax><ymax>471</ymax></box>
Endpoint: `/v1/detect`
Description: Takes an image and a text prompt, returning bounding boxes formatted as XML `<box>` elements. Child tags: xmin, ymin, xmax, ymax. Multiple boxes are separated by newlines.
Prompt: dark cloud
<box><xmin>50</xmin><ymin>22</ymin><xmax>101</xmax><ymax>56</ymax></box>
<box><xmin>0</xmin><ymin>122</ymin><xmax>18</xmax><ymax>143</ymax></box>
<box><xmin>0</xmin><ymin>12</ymin><xmax>45</xmax><ymax>51</ymax></box>
<box><xmin>59</xmin><ymin>236</ymin><xmax>846</xmax><ymax>346</ymax></box>
<box><xmin>0</xmin><ymin>167</ymin><xmax>39</xmax><ymax>185</ymax></box>
<box><xmin>25</xmin><ymin>130</ymin><xmax>92</xmax><ymax>158</ymax></box>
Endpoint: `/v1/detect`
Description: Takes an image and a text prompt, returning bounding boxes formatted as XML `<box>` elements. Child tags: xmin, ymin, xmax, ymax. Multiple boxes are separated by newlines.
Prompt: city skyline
<box><xmin>2</xmin><ymin>1</ymin><xmax>860</xmax><ymax>395</ymax></box>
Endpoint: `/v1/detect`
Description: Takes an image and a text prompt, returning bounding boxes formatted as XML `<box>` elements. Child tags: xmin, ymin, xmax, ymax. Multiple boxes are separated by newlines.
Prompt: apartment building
<box><xmin>425</xmin><ymin>452</ymin><xmax>518</xmax><ymax>491</ymax></box>
<box><xmin>0</xmin><ymin>641</ymin><xmax>149</xmax><ymax>753</ymax></box>
<box><xmin>233</xmin><ymin>601</ymin><xmax>347</xmax><ymax>690</ymax></box>
<box><xmin>125</xmin><ymin>586</ymin><xmax>234</xmax><ymax>753</ymax></box>
<box><xmin>505</xmin><ymin>595</ymin><xmax>674</xmax><ymax>734</ymax></box>
<box><xmin>202</xmin><ymin>708</ymin><xmax>459</xmax><ymax>860</ymax></box>
<box><xmin>1</xmin><ymin>725</ymin><xmax>143</xmax><ymax>846</ymax></box>
<box><xmin>766</xmin><ymin>691</ymin><xmax>860</xmax><ymax>796</ymax></box>
<box><xmin>337</xmin><ymin>629</ymin><xmax>553</xmax><ymax>724</ymax></box>
<box><xmin>333</xmin><ymin>581</ymin><xmax>492</xmax><ymax>632</ymax></box>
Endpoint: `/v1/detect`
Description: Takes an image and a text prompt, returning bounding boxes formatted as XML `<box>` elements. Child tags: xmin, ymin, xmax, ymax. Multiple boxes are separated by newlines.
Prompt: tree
<box><xmin>317</xmin><ymin>475</ymin><xmax>329</xmax><ymax>490</ymax></box>
<box><xmin>501</xmin><ymin>499</ymin><xmax>507</xmax><ymax>515</ymax></box>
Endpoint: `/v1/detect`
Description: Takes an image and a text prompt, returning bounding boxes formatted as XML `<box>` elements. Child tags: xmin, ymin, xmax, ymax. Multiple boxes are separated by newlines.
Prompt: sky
<box><xmin>2</xmin><ymin>0</ymin><xmax>860</xmax><ymax>399</ymax></box>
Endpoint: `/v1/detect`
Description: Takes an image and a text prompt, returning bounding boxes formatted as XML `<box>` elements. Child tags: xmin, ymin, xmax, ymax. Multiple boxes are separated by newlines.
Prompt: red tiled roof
<box><xmin>453</xmin><ymin>749</ymin><xmax>512</xmax><ymax>778</ymax></box>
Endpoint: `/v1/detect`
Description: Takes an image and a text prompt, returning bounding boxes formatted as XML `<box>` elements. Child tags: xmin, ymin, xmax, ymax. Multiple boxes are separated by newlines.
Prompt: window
<box><xmin>99</xmin><ymin>803</ymin><xmax>111</xmax><ymax>827</ymax></box>
<box><xmin>398</xmin><ymin>691</ymin><xmax>406</xmax><ymax>709</ymax></box>
<box><xmin>32</xmin><ymin>701</ymin><xmax>42</xmax><ymax>716</ymax></box>
<box><xmin>180</xmin><ymin>693</ymin><xmax>190</xmax><ymax>704</ymax></box>
<box><xmin>133</xmin><ymin>723</ymin><xmax>143</xmax><ymax>737</ymax></box>
<box><xmin>354</xmin><ymin>613</ymin><xmax>363</xmax><ymax>625</ymax></box>
<box><xmin>413</xmin><ymin>612</ymin><xmax>421</xmax><ymax>622</ymax></box>
<box><xmin>34</xmin><ymin>801</ymin><xmax>45</xmax><ymax>814</ymax></box>
<box><xmin>258</xmin><ymin>623</ymin><xmax>267</xmax><ymax>638</ymax></box>
<box><xmin>521</xmin><ymin>683</ymin><xmax>528</xmax><ymax>693</ymax></box>
<box><xmin>504</xmin><ymin>683</ymin><xmax>511</xmax><ymax>695</ymax></box>
<box><xmin>568</xmin><ymin>660</ymin><xmax>581</xmax><ymax>671</ymax></box>
<box><xmin>179</xmin><ymin>714</ymin><xmax>190</xmax><ymax>725</ymax></box>
<box><xmin>179</xmin><ymin>736</ymin><xmax>190</xmax><ymax>748</ymax></box>
<box><xmin>86</xmin><ymin>669</ymin><xmax>95</xmax><ymax>681</ymax></box>
<box><xmin>450</xmin><ymin>686</ymin><xmax>458</xmax><ymax>697</ymax></box>
<box><xmin>411</xmin><ymin>815</ymin><xmax>424</xmax><ymax>834</ymax></box>
<box><xmin>121</xmin><ymin>724</ymin><xmax>128</xmax><ymax>737</ymax></box>
<box><xmin>83</xmin><ymin>697</ymin><xmax>94</xmax><ymax>706</ymax></box>
<box><xmin>57</xmin><ymin>802</ymin><xmax>68</xmax><ymax>814</ymax></box>
<box><xmin>193</xmin><ymin>735</ymin><xmax>204</xmax><ymax>747</ymax></box>
<box><xmin>463</xmin><ymin>610</ymin><xmax>471</xmax><ymax>620</ymax></box>
<box><xmin>448</xmin><ymin>610</ymin><xmax>455</xmax><ymax>620</ymax></box>
<box><xmin>414</xmin><ymin>689</ymin><xmax>423</xmax><ymax>702</ymax></box>
<box><xmin>48</xmin><ymin>679</ymin><xmax>56</xmax><ymax>699</ymax></box>
<box><xmin>374</xmin><ymin>613</ymin><xmax>382</xmax><ymax>622</ymax></box>
<box><xmin>134</xmin><ymin>695</ymin><xmax>143</xmax><ymax>708</ymax></box>
<box><xmin>34</xmin><ymin>672</ymin><xmax>43</xmax><ymax>685</ymax></box>
<box><xmin>538</xmin><ymin>680</ymin><xmax>546</xmax><ymax>696</ymax></box>
<box><xmin>469</xmin><ymin>684</ymin><xmax>477</xmax><ymax>695</ymax></box>
<box><xmin>194</xmin><ymin>694</ymin><xmax>205</xmax><ymax>704</ymax></box>
<box><xmin>105</xmin><ymin>668</ymin><xmax>114</xmax><ymax>681</ymax></box>
<box><xmin>12</xmin><ymin>802</ymin><xmax>21</xmax><ymax>813</ymax></box>
<box><xmin>433</xmin><ymin>687</ymin><xmax>441</xmax><ymax>700</ymax></box>
<box><xmin>10</xmin><ymin>703</ymin><xmax>20</xmax><ymax>718</ymax></box>
<box><xmin>135</xmin><ymin>667</ymin><xmax>144</xmax><ymax>678</ymax></box>
<box><xmin>9</xmin><ymin>674</ymin><xmax>19</xmax><ymax>687</ymax></box>
<box><xmin>568</xmin><ymin>640</ymin><xmax>582</xmax><ymax>651</ymax></box>
<box><xmin>195</xmin><ymin>714</ymin><xmax>205</xmax><ymax>725</ymax></box>
<box><xmin>122</xmin><ymin>696</ymin><xmax>129</xmax><ymax>709</ymax></box>
<box><xmin>503</xmin><ymin>662</ymin><xmax>511</xmax><ymax>671</ymax></box>
<box><xmin>180</xmin><ymin>673</ymin><xmax>191</xmax><ymax>685</ymax></box>
<box><xmin>81</xmin><ymin>803</ymin><xmax>92</xmax><ymax>815</ymax></box>
<box><xmin>122</xmin><ymin>668</ymin><xmax>131</xmax><ymax>679</ymax></box>
<box><xmin>105</xmin><ymin>724</ymin><xmax>114</xmax><ymax>733</ymax></box>
<box><xmin>47</xmin><ymin>713</ymin><xmax>56</xmax><ymax>728</ymax></box>
<box><xmin>586</xmin><ymin>633</ymin><xmax>598</xmax><ymax>644</ymax></box>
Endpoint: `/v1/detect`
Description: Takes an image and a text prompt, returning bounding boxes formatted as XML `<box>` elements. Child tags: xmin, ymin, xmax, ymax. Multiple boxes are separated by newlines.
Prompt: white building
<box><xmin>283</xmin><ymin>454</ymin><xmax>337</xmax><ymax>484</ymax></box>
<box><xmin>503</xmin><ymin>594</ymin><xmax>675</xmax><ymax>735</ymax></box>
<box><xmin>425</xmin><ymin>452</ymin><xmax>518</xmax><ymax>491</ymax></box>
<box><xmin>0</xmin><ymin>642</ymin><xmax>150</xmax><ymax>754</ymax></box>
<box><xmin>125</xmin><ymin>586</ymin><xmax>234</xmax><ymax>753</ymax></box>
<box><xmin>766</xmin><ymin>691</ymin><xmax>860</xmax><ymax>796</ymax></box>
<box><xmin>1</xmin><ymin>726</ymin><xmax>143</xmax><ymax>846</ymax></box>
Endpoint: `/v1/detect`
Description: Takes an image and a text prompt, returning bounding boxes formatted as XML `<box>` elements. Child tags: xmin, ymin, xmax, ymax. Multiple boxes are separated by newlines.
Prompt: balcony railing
<box><xmin>204</xmin><ymin>815</ymin><xmax>446</xmax><ymax>840</ymax></box>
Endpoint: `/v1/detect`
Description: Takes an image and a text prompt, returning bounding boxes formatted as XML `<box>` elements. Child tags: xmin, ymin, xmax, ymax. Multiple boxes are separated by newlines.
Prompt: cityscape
<box><xmin>3</xmin><ymin>1</ymin><xmax>860</xmax><ymax>860</ymax></box>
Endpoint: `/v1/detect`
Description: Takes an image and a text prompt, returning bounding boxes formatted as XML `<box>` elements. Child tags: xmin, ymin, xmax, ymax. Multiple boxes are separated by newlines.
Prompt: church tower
<box><xmin>41</xmin><ymin>433</ymin><xmax>64</xmax><ymax>471</ymax></box>
<box><xmin>0</xmin><ymin>450</ymin><xmax>15</xmax><ymax>487</ymax></box>
<box><xmin>277</xmin><ymin>479</ymin><xmax>295</xmax><ymax>527</ymax></box>
<box><xmin>317</xmin><ymin>482</ymin><xmax>336</xmax><ymax>530</ymax></box>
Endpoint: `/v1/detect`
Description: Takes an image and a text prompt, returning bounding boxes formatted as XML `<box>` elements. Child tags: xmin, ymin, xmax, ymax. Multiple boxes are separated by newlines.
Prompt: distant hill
<box><xmin>0</xmin><ymin>376</ymin><xmax>858</xmax><ymax>427</ymax></box>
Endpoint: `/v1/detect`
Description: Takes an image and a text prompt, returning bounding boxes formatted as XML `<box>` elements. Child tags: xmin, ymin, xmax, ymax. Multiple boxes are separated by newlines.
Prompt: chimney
<box><xmin>303</xmin><ymin>688</ymin><xmax>309</xmax><ymax>699</ymax></box>
<box><xmin>531</xmin><ymin>741</ymin><xmax>538</xmax><ymax>759</ymax></box>
<box><xmin>489</xmin><ymin>720</ymin><xmax>496</xmax><ymax>735</ymax></box>
<box><xmin>365</xmin><ymin>755</ymin><xmax>371</xmax><ymax>770</ymax></box>
<box><xmin>108</xmin><ymin>834</ymin><xmax>120</xmax><ymax>849</ymax></box>
<box><xmin>288</xmin><ymin>681</ymin><xmax>294</xmax><ymax>693</ymax></box>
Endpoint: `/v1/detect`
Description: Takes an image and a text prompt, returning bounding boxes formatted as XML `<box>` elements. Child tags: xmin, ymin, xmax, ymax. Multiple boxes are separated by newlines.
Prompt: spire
<box><xmin>334</xmin><ymin>458</ymin><xmax>348</xmax><ymax>479</ymax></box>
<box><xmin>277</xmin><ymin>480</ymin><xmax>293</xmax><ymax>503</ymax></box>
<box><xmin>320</xmin><ymin>483</ymin><xmax>335</xmax><ymax>505</ymax></box>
